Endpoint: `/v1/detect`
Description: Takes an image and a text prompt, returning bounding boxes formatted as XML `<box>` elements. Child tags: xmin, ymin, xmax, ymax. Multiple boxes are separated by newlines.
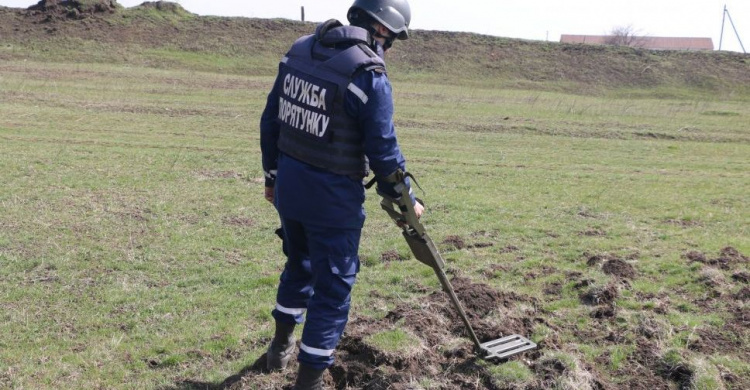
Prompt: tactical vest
<box><xmin>276</xmin><ymin>21</ymin><xmax>385</xmax><ymax>178</ymax></box>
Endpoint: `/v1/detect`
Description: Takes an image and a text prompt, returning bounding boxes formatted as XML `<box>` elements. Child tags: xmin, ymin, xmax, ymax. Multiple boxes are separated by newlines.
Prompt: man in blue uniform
<box><xmin>259</xmin><ymin>0</ymin><xmax>422</xmax><ymax>388</ymax></box>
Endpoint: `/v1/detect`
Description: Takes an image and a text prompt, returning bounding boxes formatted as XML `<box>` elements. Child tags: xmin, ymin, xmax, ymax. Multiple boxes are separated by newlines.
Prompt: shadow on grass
<box><xmin>162</xmin><ymin>353</ymin><xmax>270</xmax><ymax>390</ymax></box>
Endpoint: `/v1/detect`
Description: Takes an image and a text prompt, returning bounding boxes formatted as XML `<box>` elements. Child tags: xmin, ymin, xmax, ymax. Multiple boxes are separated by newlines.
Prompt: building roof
<box><xmin>560</xmin><ymin>35</ymin><xmax>714</xmax><ymax>51</ymax></box>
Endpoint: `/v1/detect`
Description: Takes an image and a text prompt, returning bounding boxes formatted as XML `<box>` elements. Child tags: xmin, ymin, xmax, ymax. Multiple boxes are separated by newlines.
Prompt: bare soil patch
<box><xmin>580</xmin><ymin>283</ymin><xmax>619</xmax><ymax>306</ymax></box>
<box><xmin>601</xmin><ymin>258</ymin><xmax>637</xmax><ymax>279</ymax></box>
<box><xmin>379</xmin><ymin>250</ymin><xmax>407</xmax><ymax>262</ymax></box>
<box><xmin>197</xmin><ymin>170</ymin><xmax>243</xmax><ymax>180</ymax></box>
<box><xmin>685</xmin><ymin>247</ymin><xmax>749</xmax><ymax>270</ymax></box>
<box><xmin>732</xmin><ymin>271</ymin><xmax>749</xmax><ymax>283</ymax></box>
<box><xmin>590</xmin><ymin>305</ymin><xmax>617</xmax><ymax>319</ymax></box>
<box><xmin>664</xmin><ymin>218</ymin><xmax>702</xmax><ymax>227</ymax></box>
<box><xmin>441</xmin><ymin>235</ymin><xmax>496</xmax><ymax>250</ymax></box>
<box><xmin>688</xmin><ymin>328</ymin><xmax>745</xmax><ymax>355</ymax></box>
<box><xmin>586</xmin><ymin>253</ymin><xmax>638</xmax><ymax>279</ymax></box>
<box><xmin>223</xmin><ymin>277</ymin><xmax>546</xmax><ymax>389</ymax></box>
<box><xmin>735</xmin><ymin>286</ymin><xmax>750</xmax><ymax>301</ymax></box>
<box><xmin>222</xmin><ymin>216</ymin><xmax>254</xmax><ymax>227</ymax></box>
<box><xmin>441</xmin><ymin>235</ymin><xmax>466</xmax><ymax>250</ymax></box>
<box><xmin>586</xmin><ymin>253</ymin><xmax>611</xmax><ymax>266</ymax></box>
<box><xmin>500</xmin><ymin>245</ymin><xmax>520</xmax><ymax>253</ymax></box>
<box><xmin>579</xmin><ymin>228</ymin><xmax>607</xmax><ymax>237</ymax></box>
<box><xmin>543</xmin><ymin>281</ymin><xmax>563</xmax><ymax>295</ymax></box>
<box><xmin>176</xmin><ymin>275</ymin><xmax>742</xmax><ymax>389</ymax></box>
<box><xmin>614</xmin><ymin>340</ymin><xmax>688</xmax><ymax>390</ymax></box>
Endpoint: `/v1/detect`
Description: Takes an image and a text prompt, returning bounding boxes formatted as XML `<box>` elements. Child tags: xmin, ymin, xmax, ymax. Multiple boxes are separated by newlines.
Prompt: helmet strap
<box><xmin>349</xmin><ymin>9</ymin><xmax>395</xmax><ymax>51</ymax></box>
<box><xmin>372</xmin><ymin>30</ymin><xmax>395</xmax><ymax>50</ymax></box>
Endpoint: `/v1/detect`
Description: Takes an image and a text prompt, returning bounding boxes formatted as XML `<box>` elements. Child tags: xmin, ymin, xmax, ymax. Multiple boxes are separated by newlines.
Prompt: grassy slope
<box><xmin>0</xmin><ymin>3</ymin><xmax>748</xmax><ymax>389</ymax></box>
<box><xmin>1</xmin><ymin>4</ymin><xmax>749</xmax><ymax>96</ymax></box>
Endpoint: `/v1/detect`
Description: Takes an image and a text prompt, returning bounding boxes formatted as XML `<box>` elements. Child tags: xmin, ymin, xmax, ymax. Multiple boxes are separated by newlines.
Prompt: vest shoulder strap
<box><xmin>319</xmin><ymin>43</ymin><xmax>385</xmax><ymax>79</ymax></box>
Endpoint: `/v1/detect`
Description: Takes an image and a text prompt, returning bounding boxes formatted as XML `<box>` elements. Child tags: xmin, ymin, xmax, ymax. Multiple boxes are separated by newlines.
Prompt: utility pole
<box><xmin>719</xmin><ymin>4</ymin><xmax>746</xmax><ymax>53</ymax></box>
<box><xmin>719</xmin><ymin>5</ymin><xmax>726</xmax><ymax>50</ymax></box>
<box><xmin>301</xmin><ymin>6</ymin><xmax>305</xmax><ymax>22</ymax></box>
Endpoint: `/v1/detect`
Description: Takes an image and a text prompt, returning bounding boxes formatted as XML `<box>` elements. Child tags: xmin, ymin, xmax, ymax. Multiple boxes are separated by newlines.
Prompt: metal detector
<box><xmin>371</xmin><ymin>170</ymin><xmax>537</xmax><ymax>361</ymax></box>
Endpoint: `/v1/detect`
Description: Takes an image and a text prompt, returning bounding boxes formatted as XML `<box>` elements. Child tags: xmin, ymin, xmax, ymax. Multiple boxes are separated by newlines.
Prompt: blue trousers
<box><xmin>271</xmin><ymin>217</ymin><xmax>361</xmax><ymax>369</ymax></box>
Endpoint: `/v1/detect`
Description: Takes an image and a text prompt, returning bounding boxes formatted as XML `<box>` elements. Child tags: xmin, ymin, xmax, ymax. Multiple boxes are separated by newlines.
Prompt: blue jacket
<box><xmin>260</xmin><ymin>25</ymin><xmax>413</xmax><ymax>229</ymax></box>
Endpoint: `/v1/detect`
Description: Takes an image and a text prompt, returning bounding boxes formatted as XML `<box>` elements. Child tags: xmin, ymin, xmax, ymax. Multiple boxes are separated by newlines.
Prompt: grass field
<box><xmin>0</xmin><ymin>50</ymin><xmax>748</xmax><ymax>389</ymax></box>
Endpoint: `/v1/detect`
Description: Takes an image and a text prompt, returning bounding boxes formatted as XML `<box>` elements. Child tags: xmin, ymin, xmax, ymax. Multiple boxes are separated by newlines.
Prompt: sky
<box><xmin>1</xmin><ymin>0</ymin><xmax>748</xmax><ymax>52</ymax></box>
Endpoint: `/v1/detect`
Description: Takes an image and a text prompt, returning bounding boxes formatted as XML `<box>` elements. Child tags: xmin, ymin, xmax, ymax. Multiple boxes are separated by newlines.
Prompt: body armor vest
<box><xmin>276</xmin><ymin>21</ymin><xmax>385</xmax><ymax>178</ymax></box>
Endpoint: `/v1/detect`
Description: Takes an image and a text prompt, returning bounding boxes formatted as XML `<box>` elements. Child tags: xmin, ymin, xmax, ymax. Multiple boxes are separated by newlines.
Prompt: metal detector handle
<box><xmin>378</xmin><ymin>190</ymin><xmax>426</xmax><ymax>235</ymax></box>
<box><xmin>375</xmin><ymin>170</ymin><xmax>425</xmax><ymax>236</ymax></box>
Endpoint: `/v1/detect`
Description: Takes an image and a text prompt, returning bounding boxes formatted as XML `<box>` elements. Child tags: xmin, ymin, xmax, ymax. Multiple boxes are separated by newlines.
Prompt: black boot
<box><xmin>266</xmin><ymin>321</ymin><xmax>296</xmax><ymax>370</ymax></box>
<box><xmin>293</xmin><ymin>363</ymin><xmax>325</xmax><ymax>390</ymax></box>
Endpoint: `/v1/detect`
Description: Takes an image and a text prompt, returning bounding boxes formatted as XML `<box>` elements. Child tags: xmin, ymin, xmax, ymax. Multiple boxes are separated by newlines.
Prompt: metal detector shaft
<box><xmin>402</xmin><ymin>230</ymin><xmax>483</xmax><ymax>350</ymax></box>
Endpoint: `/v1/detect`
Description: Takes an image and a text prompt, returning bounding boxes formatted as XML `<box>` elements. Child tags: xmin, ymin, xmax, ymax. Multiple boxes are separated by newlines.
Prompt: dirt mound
<box><xmin>28</xmin><ymin>0</ymin><xmax>119</xmax><ymax>20</ymax></box>
<box><xmin>658</xmin><ymin>351</ymin><xmax>695</xmax><ymax>390</ymax></box>
<box><xmin>580</xmin><ymin>283</ymin><xmax>618</xmax><ymax>306</ymax></box>
<box><xmin>382</xmin><ymin>276</ymin><xmax>538</xmax><ymax>347</ymax></box>
<box><xmin>719</xmin><ymin>246</ymin><xmax>750</xmax><ymax>263</ymax></box>
<box><xmin>22</xmin><ymin>1</ymin><xmax>191</xmax><ymax>23</ymax></box>
<box><xmin>379</xmin><ymin>250</ymin><xmax>407</xmax><ymax>262</ymax></box>
<box><xmin>735</xmin><ymin>286</ymin><xmax>750</xmax><ymax>301</ymax></box>
<box><xmin>688</xmin><ymin>328</ymin><xmax>745</xmax><ymax>355</ymax></box>
<box><xmin>602</xmin><ymin>258</ymin><xmax>637</xmax><ymax>279</ymax></box>
<box><xmin>585</xmin><ymin>253</ymin><xmax>638</xmax><ymax>280</ymax></box>
<box><xmin>333</xmin><ymin>277</ymin><xmax>542</xmax><ymax>388</ymax></box>
<box><xmin>441</xmin><ymin>234</ymin><xmax>498</xmax><ymax>250</ymax></box>
<box><xmin>133</xmin><ymin>1</ymin><xmax>192</xmax><ymax>15</ymax></box>
<box><xmin>586</xmin><ymin>252</ymin><xmax>624</xmax><ymax>267</ymax></box>
<box><xmin>442</xmin><ymin>235</ymin><xmax>466</xmax><ymax>250</ymax></box>
<box><xmin>684</xmin><ymin>246</ymin><xmax>749</xmax><ymax>270</ymax></box>
<box><xmin>178</xmin><ymin>275</ymin><xmax>742</xmax><ymax>390</ymax></box>
<box><xmin>732</xmin><ymin>271</ymin><xmax>749</xmax><ymax>283</ymax></box>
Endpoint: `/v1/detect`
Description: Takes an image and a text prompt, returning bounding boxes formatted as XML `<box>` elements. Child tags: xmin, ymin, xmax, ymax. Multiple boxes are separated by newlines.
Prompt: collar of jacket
<box><xmin>315</xmin><ymin>19</ymin><xmax>386</xmax><ymax>59</ymax></box>
<box><xmin>315</xmin><ymin>19</ymin><xmax>370</xmax><ymax>46</ymax></box>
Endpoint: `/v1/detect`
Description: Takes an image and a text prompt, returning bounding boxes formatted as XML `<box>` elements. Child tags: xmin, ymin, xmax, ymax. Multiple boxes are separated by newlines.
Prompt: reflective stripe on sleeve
<box><xmin>347</xmin><ymin>83</ymin><xmax>369</xmax><ymax>105</ymax></box>
<box><xmin>275</xmin><ymin>303</ymin><xmax>306</xmax><ymax>316</ymax></box>
<box><xmin>300</xmin><ymin>342</ymin><xmax>335</xmax><ymax>357</ymax></box>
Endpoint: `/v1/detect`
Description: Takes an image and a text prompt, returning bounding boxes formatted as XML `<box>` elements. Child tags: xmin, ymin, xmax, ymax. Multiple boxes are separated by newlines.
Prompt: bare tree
<box><xmin>604</xmin><ymin>25</ymin><xmax>645</xmax><ymax>47</ymax></box>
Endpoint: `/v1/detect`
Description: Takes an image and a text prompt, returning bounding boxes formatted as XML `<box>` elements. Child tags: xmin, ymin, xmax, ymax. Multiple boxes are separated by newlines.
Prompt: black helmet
<box><xmin>347</xmin><ymin>0</ymin><xmax>411</xmax><ymax>40</ymax></box>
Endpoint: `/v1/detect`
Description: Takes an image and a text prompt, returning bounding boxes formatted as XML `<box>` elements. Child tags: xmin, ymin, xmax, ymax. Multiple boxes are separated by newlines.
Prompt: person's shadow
<box><xmin>164</xmin><ymin>353</ymin><xmax>273</xmax><ymax>390</ymax></box>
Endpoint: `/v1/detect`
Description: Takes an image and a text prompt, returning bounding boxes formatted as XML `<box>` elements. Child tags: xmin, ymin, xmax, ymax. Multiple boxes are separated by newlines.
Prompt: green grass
<box><xmin>363</xmin><ymin>328</ymin><xmax>422</xmax><ymax>354</ymax></box>
<box><xmin>609</xmin><ymin>345</ymin><xmax>635</xmax><ymax>371</ymax></box>
<box><xmin>485</xmin><ymin>360</ymin><xmax>534</xmax><ymax>387</ymax></box>
<box><xmin>1</xmin><ymin>54</ymin><xmax>748</xmax><ymax>388</ymax></box>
